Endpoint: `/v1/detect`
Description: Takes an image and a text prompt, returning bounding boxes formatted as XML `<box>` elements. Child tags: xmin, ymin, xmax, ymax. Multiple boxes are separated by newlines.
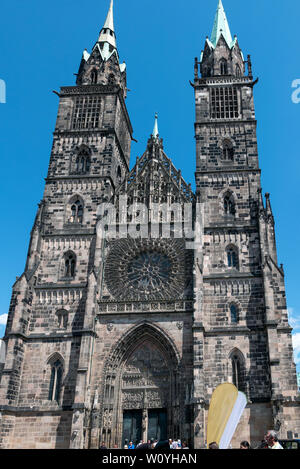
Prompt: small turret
<box><xmin>147</xmin><ymin>113</ymin><xmax>163</xmax><ymax>157</ymax></box>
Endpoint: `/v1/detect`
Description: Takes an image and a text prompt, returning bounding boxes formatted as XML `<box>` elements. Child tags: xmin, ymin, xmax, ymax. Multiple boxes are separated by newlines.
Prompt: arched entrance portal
<box><xmin>99</xmin><ymin>324</ymin><xmax>181</xmax><ymax>448</ymax></box>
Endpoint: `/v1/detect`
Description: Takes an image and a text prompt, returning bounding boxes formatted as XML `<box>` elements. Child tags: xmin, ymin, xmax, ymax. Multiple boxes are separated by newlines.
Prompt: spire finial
<box><xmin>98</xmin><ymin>0</ymin><xmax>117</xmax><ymax>52</ymax></box>
<box><xmin>103</xmin><ymin>0</ymin><xmax>114</xmax><ymax>32</ymax></box>
<box><xmin>210</xmin><ymin>0</ymin><xmax>233</xmax><ymax>48</ymax></box>
<box><xmin>152</xmin><ymin>112</ymin><xmax>159</xmax><ymax>138</ymax></box>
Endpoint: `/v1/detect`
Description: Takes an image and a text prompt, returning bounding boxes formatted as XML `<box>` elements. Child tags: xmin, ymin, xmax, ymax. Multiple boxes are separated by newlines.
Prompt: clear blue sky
<box><xmin>0</xmin><ymin>0</ymin><xmax>299</xmax><ymax>371</ymax></box>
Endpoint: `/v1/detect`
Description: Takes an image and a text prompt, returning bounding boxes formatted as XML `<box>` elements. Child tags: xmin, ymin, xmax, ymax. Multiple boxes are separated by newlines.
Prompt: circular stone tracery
<box><xmin>104</xmin><ymin>239</ymin><xmax>187</xmax><ymax>301</ymax></box>
<box><xmin>127</xmin><ymin>252</ymin><xmax>171</xmax><ymax>294</ymax></box>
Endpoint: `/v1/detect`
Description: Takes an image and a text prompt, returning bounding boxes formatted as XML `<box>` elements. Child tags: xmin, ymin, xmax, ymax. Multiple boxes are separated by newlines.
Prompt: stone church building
<box><xmin>0</xmin><ymin>0</ymin><xmax>299</xmax><ymax>449</ymax></box>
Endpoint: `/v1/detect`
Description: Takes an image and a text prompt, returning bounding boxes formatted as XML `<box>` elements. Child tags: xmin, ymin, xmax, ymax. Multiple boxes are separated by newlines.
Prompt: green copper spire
<box><xmin>152</xmin><ymin>113</ymin><xmax>159</xmax><ymax>138</ymax></box>
<box><xmin>210</xmin><ymin>0</ymin><xmax>233</xmax><ymax>48</ymax></box>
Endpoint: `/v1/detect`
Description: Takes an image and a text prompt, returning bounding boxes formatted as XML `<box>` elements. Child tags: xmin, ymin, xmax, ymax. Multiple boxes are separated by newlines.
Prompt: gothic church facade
<box><xmin>0</xmin><ymin>0</ymin><xmax>299</xmax><ymax>449</ymax></box>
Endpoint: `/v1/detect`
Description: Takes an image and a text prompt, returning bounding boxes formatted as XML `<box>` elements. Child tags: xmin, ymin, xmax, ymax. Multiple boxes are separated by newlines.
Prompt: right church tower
<box><xmin>191</xmin><ymin>0</ymin><xmax>300</xmax><ymax>447</ymax></box>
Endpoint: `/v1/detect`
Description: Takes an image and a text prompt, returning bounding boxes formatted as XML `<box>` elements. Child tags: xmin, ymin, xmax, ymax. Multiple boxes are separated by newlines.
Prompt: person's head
<box><xmin>182</xmin><ymin>441</ymin><xmax>188</xmax><ymax>448</ymax></box>
<box><xmin>209</xmin><ymin>442</ymin><xmax>219</xmax><ymax>449</ymax></box>
<box><xmin>129</xmin><ymin>441</ymin><xmax>133</xmax><ymax>446</ymax></box>
<box><xmin>240</xmin><ymin>441</ymin><xmax>250</xmax><ymax>449</ymax></box>
<box><xmin>265</xmin><ymin>430</ymin><xmax>278</xmax><ymax>447</ymax></box>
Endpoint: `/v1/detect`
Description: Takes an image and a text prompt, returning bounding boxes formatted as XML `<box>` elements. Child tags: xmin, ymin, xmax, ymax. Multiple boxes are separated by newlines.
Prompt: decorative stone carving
<box><xmin>120</xmin><ymin>342</ymin><xmax>170</xmax><ymax>410</ymax></box>
<box><xmin>103</xmin><ymin>408</ymin><xmax>112</xmax><ymax>428</ymax></box>
<box><xmin>104</xmin><ymin>238</ymin><xmax>189</xmax><ymax>301</ymax></box>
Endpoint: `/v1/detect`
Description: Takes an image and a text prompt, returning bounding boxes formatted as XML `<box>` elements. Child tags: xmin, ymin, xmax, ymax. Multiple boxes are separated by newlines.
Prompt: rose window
<box><xmin>104</xmin><ymin>239</ymin><xmax>189</xmax><ymax>301</ymax></box>
<box><xmin>127</xmin><ymin>252</ymin><xmax>172</xmax><ymax>294</ymax></box>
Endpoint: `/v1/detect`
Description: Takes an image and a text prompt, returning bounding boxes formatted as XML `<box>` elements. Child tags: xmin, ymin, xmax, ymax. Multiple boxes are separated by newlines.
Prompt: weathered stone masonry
<box><xmin>0</xmin><ymin>0</ymin><xmax>299</xmax><ymax>449</ymax></box>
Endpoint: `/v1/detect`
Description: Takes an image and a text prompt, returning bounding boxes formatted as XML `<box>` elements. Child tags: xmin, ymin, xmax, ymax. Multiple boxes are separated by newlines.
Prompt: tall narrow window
<box><xmin>230</xmin><ymin>352</ymin><xmax>245</xmax><ymax>393</ymax></box>
<box><xmin>236</xmin><ymin>65</ymin><xmax>241</xmax><ymax>77</ymax></box>
<box><xmin>230</xmin><ymin>304</ymin><xmax>239</xmax><ymax>324</ymax></box>
<box><xmin>64</xmin><ymin>252</ymin><xmax>76</xmax><ymax>278</ymax></box>
<box><xmin>90</xmin><ymin>69</ymin><xmax>98</xmax><ymax>84</ymax></box>
<box><xmin>232</xmin><ymin>355</ymin><xmax>241</xmax><ymax>388</ymax></box>
<box><xmin>222</xmin><ymin>140</ymin><xmax>234</xmax><ymax>161</ymax></box>
<box><xmin>48</xmin><ymin>360</ymin><xmax>63</xmax><ymax>403</ymax></box>
<box><xmin>227</xmin><ymin>246</ymin><xmax>239</xmax><ymax>269</ymax></box>
<box><xmin>76</xmin><ymin>149</ymin><xmax>91</xmax><ymax>174</ymax></box>
<box><xmin>224</xmin><ymin>194</ymin><xmax>235</xmax><ymax>215</ymax></box>
<box><xmin>70</xmin><ymin>199</ymin><xmax>83</xmax><ymax>224</ymax></box>
<box><xmin>56</xmin><ymin>309</ymin><xmax>68</xmax><ymax>329</ymax></box>
<box><xmin>220</xmin><ymin>59</ymin><xmax>228</xmax><ymax>75</ymax></box>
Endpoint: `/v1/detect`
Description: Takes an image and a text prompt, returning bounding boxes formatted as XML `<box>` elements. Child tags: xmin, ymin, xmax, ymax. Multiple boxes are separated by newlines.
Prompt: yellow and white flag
<box><xmin>207</xmin><ymin>383</ymin><xmax>247</xmax><ymax>449</ymax></box>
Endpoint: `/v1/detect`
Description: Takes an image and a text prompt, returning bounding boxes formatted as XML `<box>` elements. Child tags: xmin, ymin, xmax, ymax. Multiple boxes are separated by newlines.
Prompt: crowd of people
<box><xmin>121</xmin><ymin>438</ymin><xmax>189</xmax><ymax>450</ymax></box>
<box><xmin>99</xmin><ymin>429</ymin><xmax>285</xmax><ymax>450</ymax></box>
<box><xmin>208</xmin><ymin>431</ymin><xmax>283</xmax><ymax>449</ymax></box>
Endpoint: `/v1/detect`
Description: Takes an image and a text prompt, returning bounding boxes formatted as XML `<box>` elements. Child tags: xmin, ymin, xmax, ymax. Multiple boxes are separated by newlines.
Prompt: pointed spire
<box><xmin>210</xmin><ymin>0</ymin><xmax>233</xmax><ymax>48</ymax></box>
<box><xmin>98</xmin><ymin>0</ymin><xmax>117</xmax><ymax>58</ymax></box>
<box><xmin>103</xmin><ymin>0</ymin><xmax>114</xmax><ymax>31</ymax></box>
<box><xmin>152</xmin><ymin>113</ymin><xmax>159</xmax><ymax>138</ymax></box>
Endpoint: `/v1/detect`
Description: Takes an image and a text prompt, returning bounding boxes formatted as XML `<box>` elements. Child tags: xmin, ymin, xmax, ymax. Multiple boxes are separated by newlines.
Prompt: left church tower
<box><xmin>0</xmin><ymin>0</ymin><xmax>133</xmax><ymax>449</ymax></box>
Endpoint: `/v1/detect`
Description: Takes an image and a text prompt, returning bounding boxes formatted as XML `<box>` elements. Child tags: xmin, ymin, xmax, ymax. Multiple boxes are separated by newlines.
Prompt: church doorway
<box><xmin>122</xmin><ymin>410</ymin><xmax>142</xmax><ymax>446</ymax></box>
<box><xmin>147</xmin><ymin>409</ymin><xmax>167</xmax><ymax>441</ymax></box>
<box><xmin>122</xmin><ymin>408</ymin><xmax>167</xmax><ymax>446</ymax></box>
<box><xmin>100</xmin><ymin>324</ymin><xmax>182</xmax><ymax>448</ymax></box>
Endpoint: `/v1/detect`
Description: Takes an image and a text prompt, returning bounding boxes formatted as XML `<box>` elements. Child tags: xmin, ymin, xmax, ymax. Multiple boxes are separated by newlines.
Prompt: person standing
<box><xmin>265</xmin><ymin>431</ymin><xmax>283</xmax><ymax>449</ymax></box>
<box><xmin>171</xmin><ymin>439</ymin><xmax>178</xmax><ymax>449</ymax></box>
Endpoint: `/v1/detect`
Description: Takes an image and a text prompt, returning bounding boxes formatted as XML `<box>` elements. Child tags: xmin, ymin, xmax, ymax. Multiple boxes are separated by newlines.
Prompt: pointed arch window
<box><xmin>90</xmin><ymin>69</ymin><xmax>98</xmax><ymax>84</ymax></box>
<box><xmin>76</xmin><ymin>151</ymin><xmax>91</xmax><ymax>174</ymax></box>
<box><xmin>48</xmin><ymin>359</ymin><xmax>63</xmax><ymax>403</ymax></box>
<box><xmin>220</xmin><ymin>59</ymin><xmax>228</xmax><ymax>75</ymax></box>
<box><xmin>230</xmin><ymin>351</ymin><xmax>246</xmax><ymax>393</ymax></box>
<box><xmin>222</xmin><ymin>140</ymin><xmax>234</xmax><ymax>161</ymax></box>
<box><xmin>64</xmin><ymin>251</ymin><xmax>76</xmax><ymax>278</ymax></box>
<box><xmin>226</xmin><ymin>246</ymin><xmax>239</xmax><ymax>269</ymax></box>
<box><xmin>56</xmin><ymin>309</ymin><xmax>68</xmax><ymax>329</ymax></box>
<box><xmin>224</xmin><ymin>194</ymin><xmax>235</xmax><ymax>216</ymax></box>
<box><xmin>70</xmin><ymin>199</ymin><xmax>83</xmax><ymax>224</ymax></box>
<box><xmin>236</xmin><ymin>65</ymin><xmax>241</xmax><ymax>77</ymax></box>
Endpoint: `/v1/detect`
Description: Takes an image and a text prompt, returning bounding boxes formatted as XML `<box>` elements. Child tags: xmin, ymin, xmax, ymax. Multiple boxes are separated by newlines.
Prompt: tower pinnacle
<box><xmin>152</xmin><ymin>113</ymin><xmax>159</xmax><ymax>138</ymax></box>
<box><xmin>210</xmin><ymin>0</ymin><xmax>233</xmax><ymax>48</ymax></box>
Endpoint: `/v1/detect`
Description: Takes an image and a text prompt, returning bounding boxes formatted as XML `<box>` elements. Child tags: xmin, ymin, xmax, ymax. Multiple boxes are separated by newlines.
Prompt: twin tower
<box><xmin>0</xmin><ymin>0</ymin><xmax>299</xmax><ymax>449</ymax></box>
